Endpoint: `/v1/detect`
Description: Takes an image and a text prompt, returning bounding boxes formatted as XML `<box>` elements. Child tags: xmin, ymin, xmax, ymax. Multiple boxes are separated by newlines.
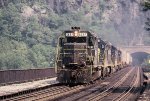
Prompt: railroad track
<box><xmin>0</xmin><ymin>67</ymin><xmax>128</xmax><ymax>101</ymax></box>
<box><xmin>111</xmin><ymin>67</ymin><xmax>141</xmax><ymax>101</ymax></box>
<box><xmin>0</xmin><ymin>67</ymin><xmax>139</xmax><ymax>101</ymax></box>
<box><xmin>98</xmin><ymin>67</ymin><xmax>140</xmax><ymax>101</ymax></box>
<box><xmin>31</xmin><ymin>85</ymin><xmax>84</xmax><ymax>101</ymax></box>
<box><xmin>0</xmin><ymin>83</ymin><xmax>58</xmax><ymax>101</ymax></box>
<box><xmin>86</xmin><ymin>67</ymin><xmax>135</xmax><ymax>101</ymax></box>
<box><xmin>56</xmin><ymin>67</ymin><xmax>142</xmax><ymax>101</ymax></box>
<box><xmin>1</xmin><ymin>83</ymin><xmax>84</xmax><ymax>101</ymax></box>
<box><xmin>56</xmin><ymin>67</ymin><xmax>133</xmax><ymax>101</ymax></box>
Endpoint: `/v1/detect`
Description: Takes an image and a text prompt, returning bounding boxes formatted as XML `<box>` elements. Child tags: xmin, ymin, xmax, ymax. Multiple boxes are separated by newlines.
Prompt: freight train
<box><xmin>55</xmin><ymin>27</ymin><xmax>132</xmax><ymax>84</ymax></box>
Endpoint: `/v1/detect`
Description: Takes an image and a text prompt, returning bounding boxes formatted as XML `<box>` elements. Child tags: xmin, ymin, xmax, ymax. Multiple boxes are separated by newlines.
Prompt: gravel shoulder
<box><xmin>0</xmin><ymin>77</ymin><xmax>57</xmax><ymax>96</ymax></box>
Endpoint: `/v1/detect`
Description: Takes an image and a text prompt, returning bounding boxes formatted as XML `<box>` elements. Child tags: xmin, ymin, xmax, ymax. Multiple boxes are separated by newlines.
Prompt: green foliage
<box><xmin>29</xmin><ymin>44</ymin><xmax>55</xmax><ymax>67</ymax></box>
<box><xmin>0</xmin><ymin>1</ymin><xmax>56</xmax><ymax>69</ymax></box>
<box><xmin>0</xmin><ymin>3</ymin><xmax>22</xmax><ymax>41</ymax></box>
<box><xmin>145</xmin><ymin>18</ymin><xmax>150</xmax><ymax>31</ymax></box>
<box><xmin>0</xmin><ymin>0</ymin><xmax>142</xmax><ymax>69</ymax></box>
<box><xmin>0</xmin><ymin>38</ymin><xmax>31</xmax><ymax>69</ymax></box>
<box><xmin>142</xmin><ymin>0</ymin><xmax>150</xmax><ymax>45</ymax></box>
<box><xmin>142</xmin><ymin>55</ymin><xmax>150</xmax><ymax>67</ymax></box>
<box><xmin>143</xmin><ymin>0</ymin><xmax>150</xmax><ymax>11</ymax></box>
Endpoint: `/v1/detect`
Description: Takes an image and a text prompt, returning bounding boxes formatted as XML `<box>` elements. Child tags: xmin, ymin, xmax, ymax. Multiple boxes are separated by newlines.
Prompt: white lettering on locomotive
<box><xmin>66</xmin><ymin>33</ymin><xmax>73</xmax><ymax>36</ymax></box>
<box><xmin>66</xmin><ymin>33</ymin><xmax>87</xmax><ymax>37</ymax></box>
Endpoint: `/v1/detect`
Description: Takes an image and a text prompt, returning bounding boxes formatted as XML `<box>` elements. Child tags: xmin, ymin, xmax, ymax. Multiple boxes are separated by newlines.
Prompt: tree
<box><xmin>0</xmin><ymin>3</ymin><xmax>22</xmax><ymax>41</ymax></box>
<box><xmin>140</xmin><ymin>0</ymin><xmax>150</xmax><ymax>46</ymax></box>
<box><xmin>143</xmin><ymin>0</ymin><xmax>150</xmax><ymax>33</ymax></box>
<box><xmin>143</xmin><ymin>0</ymin><xmax>150</xmax><ymax>11</ymax></box>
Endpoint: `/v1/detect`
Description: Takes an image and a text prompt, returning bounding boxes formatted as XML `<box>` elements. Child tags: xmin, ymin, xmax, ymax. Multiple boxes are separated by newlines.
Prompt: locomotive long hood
<box><xmin>62</xmin><ymin>43</ymin><xmax>87</xmax><ymax>67</ymax></box>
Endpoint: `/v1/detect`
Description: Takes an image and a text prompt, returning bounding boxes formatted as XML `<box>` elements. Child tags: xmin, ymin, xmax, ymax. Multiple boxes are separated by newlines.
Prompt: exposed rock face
<box><xmin>46</xmin><ymin>0</ymin><xmax>83</xmax><ymax>14</ymax></box>
<box><xmin>45</xmin><ymin>0</ymin><xmax>146</xmax><ymax>45</ymax></box>
<box><xmin>103</xmin><ymin>0</ymin><xmax>145</xmax><ymax>45</ymax></box>
<box><xmin>22</xmin><ymin>6</ymin><xmax>34</xmax><ymax>17</ymax></box>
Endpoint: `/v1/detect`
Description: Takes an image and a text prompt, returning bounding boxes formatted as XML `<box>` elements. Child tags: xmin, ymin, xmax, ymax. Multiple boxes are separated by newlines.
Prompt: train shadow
<box><xmin>59</xmin><ymin>83</ymin><xmax>84</xmax><ymax>87</ymax></box>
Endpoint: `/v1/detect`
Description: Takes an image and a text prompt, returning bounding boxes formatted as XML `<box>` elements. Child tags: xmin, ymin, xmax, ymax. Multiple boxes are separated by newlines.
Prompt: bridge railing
<box><xmin>0</xmin><ymin>68</ymin><xmax>55</xmax><ymax>85</ymax></box>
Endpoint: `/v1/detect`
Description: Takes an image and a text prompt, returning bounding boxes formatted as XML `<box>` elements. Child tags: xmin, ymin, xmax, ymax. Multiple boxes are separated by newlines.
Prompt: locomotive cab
<box><xmin>59</xmin><ymin>29</ymin><xmax>88</xmax><ymax>69</ymax></box>
<box><xmin>55</xmin><ymin>27</ymin><xmax>97</xmax><ymax>83</ymax></box>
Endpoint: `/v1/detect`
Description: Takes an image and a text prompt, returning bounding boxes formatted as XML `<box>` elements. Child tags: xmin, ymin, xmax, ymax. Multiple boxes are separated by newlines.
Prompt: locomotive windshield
<box><xmin>67</xmin><ymin>37</ymin><xmax>86</xmax><ymax>43</ymax></box>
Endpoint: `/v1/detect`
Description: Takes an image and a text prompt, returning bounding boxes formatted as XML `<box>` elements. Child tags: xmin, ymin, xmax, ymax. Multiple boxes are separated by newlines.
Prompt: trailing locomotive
<box><xmin>55</xmin><ymin>27</ymin><xmax>131</xmax><ymax>84</ymax></box>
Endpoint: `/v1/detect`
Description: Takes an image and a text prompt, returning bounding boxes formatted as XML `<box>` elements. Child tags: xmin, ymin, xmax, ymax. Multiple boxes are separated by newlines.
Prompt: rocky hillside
<box><xmin>44</xmin><ymin>0</ymin><xmax>149</xmax><ymax>45</ymax></box>
<box><xmin>0</xmin><ymin>0</ymin><xmax>149</xmax><ymax>69</ymax></box>
<box><xmin>103</xmin><ymin>0</ymin><xmax>149</xmax><ymax>45</ymax></box>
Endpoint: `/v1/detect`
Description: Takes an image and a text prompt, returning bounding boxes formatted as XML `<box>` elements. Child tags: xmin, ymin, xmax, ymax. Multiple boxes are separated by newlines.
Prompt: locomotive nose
<box><xmin>63</xmin><ymin>51</ymin><xmax>86</xmax><ymax>67</ymax></box>
<box><xmin>62</xmin><ymin>44</ymin><xmax>86</xmax><ymax>68</ymax></box>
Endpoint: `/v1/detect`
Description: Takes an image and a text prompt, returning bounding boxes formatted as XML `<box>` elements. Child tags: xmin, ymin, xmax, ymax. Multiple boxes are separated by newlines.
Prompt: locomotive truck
<box><xmin>55</xmin><ymin>27</ymin><xmax>131</xmax><ymax>84</ymax></box>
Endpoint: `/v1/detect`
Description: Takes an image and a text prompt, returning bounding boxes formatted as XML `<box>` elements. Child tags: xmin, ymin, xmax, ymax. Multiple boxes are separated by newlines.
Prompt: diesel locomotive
<box><xmin>55</xmin><ymin>27</ymin><xmax>131</xmax><ymax>84</ymax></box>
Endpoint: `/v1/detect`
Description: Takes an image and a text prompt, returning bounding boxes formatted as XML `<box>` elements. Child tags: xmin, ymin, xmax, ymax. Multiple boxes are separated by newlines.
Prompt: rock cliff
<box><xmin>44</xmin><ymin>0</ymin><xmax>146</xmax><ymax>45</ymax></box>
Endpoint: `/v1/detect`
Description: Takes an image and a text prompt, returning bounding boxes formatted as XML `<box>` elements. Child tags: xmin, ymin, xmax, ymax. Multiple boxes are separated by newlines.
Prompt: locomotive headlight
<box><xmin>74</xmin><ymin>31</ymin><xmax>78</xmax><ymax>37</ymax></box>
<box><xmin>62</xmin><ymin>65</ymin><xmax>65</xmax><ymax>68</ymax></box>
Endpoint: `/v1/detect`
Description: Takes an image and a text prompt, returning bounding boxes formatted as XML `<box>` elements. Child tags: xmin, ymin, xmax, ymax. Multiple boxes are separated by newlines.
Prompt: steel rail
<box><xmin>114</xmin><ymin>67</ymin><xmax>140</xmax><ymax>101</ymax></box>
<box><xmin>56</xmin><ymin>67</ymin><xmax>131</xmax><ymax>101</ymax></box>
<box><xmin>87</xmin><ymin>67</ymin><xmax>134</xmax><ymax>101</ymax></box>
<box><xmin>21</xmin><ymin>68</ymin><xmax>130</xmax><ymax>101</ymax></box>
<box><xmin>3</xmin><ymin>85</ymin><xmax>84</xmax><ymax>101</ymax></box>
<box><xmin>0</xmin><ymin>67</ymin><xmax>132</xmax><ymax>101</ymax></box>
<box><xmin>4</xmin><ymin>85</ymin><xmax>66</xmax><ymax>101</ymax></box>
<box><xmin>34</xmin><ymin>85</ymin><xmax>85</xmax><ymax>101</ymax></box>
<box><xmin>1</xmin><ymin>83</ymin><xmax>61</xmax><ymax>101</ymax></box>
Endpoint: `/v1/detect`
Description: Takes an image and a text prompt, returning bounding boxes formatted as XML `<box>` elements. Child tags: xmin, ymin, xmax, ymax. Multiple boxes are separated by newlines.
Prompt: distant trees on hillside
<box><xmin>0</xmin><ymin>2</ymin><xmax>55</xmax><ymax>70</ymax></box>
<box><xmin>143</xmin><ymin>0</ymin><xmax>150</xmax><ymax>31</ymax></box>
<box><xmin>0</xmin><ymin>0</ymin><xmax>150</xmax><ymax>69</ymax></box>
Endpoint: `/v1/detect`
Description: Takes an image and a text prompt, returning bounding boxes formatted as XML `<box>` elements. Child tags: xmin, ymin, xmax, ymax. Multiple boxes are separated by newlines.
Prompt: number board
<box><xmin>65</xmin><ymin>33</ymin><xmax>87</xmax><ymax>37</ymax></box>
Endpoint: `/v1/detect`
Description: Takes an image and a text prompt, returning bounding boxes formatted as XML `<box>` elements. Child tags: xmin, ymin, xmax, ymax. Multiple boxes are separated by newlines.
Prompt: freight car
<box><xmin>55</xmin><ymin>27</ymin><xmax>130</xmax><ymax>84</ymax></box>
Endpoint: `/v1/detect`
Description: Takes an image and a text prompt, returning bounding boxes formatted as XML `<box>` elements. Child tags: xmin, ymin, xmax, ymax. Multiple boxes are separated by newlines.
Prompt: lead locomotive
<box><xmin>55</xmin><ymin>27</ymin><xmax>131</xmax><ymax>84</ymax></box>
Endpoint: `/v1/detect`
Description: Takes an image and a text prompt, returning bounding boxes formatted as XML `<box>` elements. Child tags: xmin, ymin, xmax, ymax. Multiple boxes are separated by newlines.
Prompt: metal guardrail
<box><xmin>0</xmin><ymin>68</ymin><xmax>55</xmax><ymax>85</ymax></box>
